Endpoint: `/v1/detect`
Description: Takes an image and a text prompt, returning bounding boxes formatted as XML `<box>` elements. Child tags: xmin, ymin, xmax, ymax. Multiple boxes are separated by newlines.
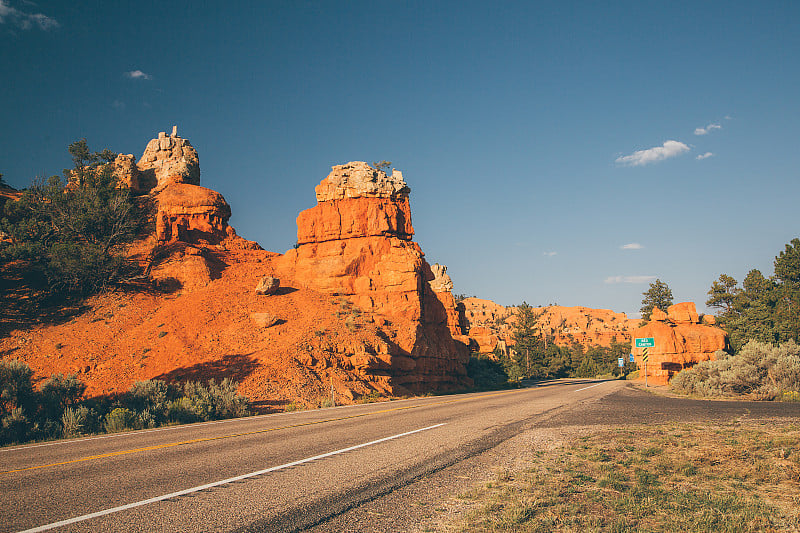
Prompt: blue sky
<box><xmin>2</xmin><ymin>1</ymin><xmax>798</xmax><ymax>317</ymax></box>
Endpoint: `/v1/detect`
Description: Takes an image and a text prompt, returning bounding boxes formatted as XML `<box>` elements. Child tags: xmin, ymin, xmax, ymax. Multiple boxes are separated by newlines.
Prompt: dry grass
<box><xmin>453</xmin><ymin>422</ymin><xmax>800</xmax><ymax>532</ymax></box>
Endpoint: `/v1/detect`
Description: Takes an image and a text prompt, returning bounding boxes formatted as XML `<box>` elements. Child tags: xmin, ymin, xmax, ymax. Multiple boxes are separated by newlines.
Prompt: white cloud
<box><xmin>694</xmin><ymin>123</ymin><xmax>722</xmax><ymax>135</ymax></box>
<box><xmin>696</xmin><ymin>152</ymin><xmax>714</xmax><ymax>160</ymax></box>
<box><xmin>0</xmin><ymin>0</ymin><xmax>58</xmax><ymax>30</ymax></box>
<box><xmin>543</xmin><ymin>251</ymin><xmax>557</xmax><ymax>257</ymax></box>
<box><xmin>124</xmin><ymin>70</ymin><xmax>152</xmax><ymax>80</ymax></box>
<box><xmin>615</xmin><ymin>140</ymin><xmax>690</xmax><ymax>167</ymax></box>
<box><xmin>604</xmin><ymin>275</ymin><xmax>656</xmax><ymax>284</ymax></box>
<box><xmin>621</xmin><ymin>243</ymin><xmax>643</xmax><ymax>250</ymax></box>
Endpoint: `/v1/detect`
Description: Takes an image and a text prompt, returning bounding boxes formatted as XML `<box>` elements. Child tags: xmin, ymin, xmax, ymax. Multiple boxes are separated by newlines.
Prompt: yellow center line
<box><xmin>1</xmin><ymin>387</ymin><xmax>535</xmax><ymax>475</ymax></box>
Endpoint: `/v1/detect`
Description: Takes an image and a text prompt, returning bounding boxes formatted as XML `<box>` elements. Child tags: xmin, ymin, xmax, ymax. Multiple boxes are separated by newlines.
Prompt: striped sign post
<box><xmin>635</xmin><ymin>338</ymin><xmax>655</xmax><ymax>387</ymax></box>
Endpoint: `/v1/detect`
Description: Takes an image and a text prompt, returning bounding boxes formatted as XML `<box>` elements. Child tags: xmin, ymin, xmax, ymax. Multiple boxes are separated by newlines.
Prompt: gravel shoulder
<box><xmin>306</xmin><ymin>382</ymin><xmax>800</xmax><ymax>532</ymax></box>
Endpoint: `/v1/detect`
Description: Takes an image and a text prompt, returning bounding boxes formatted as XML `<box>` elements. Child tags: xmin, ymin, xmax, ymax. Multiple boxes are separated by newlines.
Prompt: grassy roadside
<box><xmin>448</xmin><ymin>422</ymin><xmax>800</xmax><ymax>532</ymax></box>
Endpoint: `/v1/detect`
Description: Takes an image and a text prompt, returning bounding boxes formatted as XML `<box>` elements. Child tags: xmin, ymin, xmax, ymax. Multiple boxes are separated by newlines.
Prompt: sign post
<box><xmin>634</xmin><ymin>337</ymin><xmax>655</xmax><ymax>387</ymax></box>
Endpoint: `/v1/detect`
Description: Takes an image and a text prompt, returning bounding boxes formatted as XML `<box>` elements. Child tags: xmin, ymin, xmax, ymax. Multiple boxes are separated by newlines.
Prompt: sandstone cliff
<box><xmin>631</xmin><ymin>302</ymin><xmax>729</xmax><ymax>386</ymax></box>
<box><xmin>461</xmin><ymin>298</ymin><xmax>637</xmax><ymax>354</ymax></box>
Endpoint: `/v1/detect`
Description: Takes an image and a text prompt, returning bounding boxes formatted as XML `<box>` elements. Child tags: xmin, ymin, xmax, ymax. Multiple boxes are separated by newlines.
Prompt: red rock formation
<box><xmin>467</xmin><ymin>325</ymin><xmax>499</xmax><ymax>354</ymax></box>
<box><xmin>461</xmin><ymin>298</ymin><xmax>637</xmax><ymax>353</ymax></box>
<box><xmin>631</xmin><ymin>302</ymin><xmax>729</xmax><ymax>386</ymax></box>
<box><xmin>154</xmin><ymin>183</ymin><xmax>232</xmax><ymax>245</ymax></box>
<box><xmin>275</xmin><ymin>162</ymin><xmax>470</xmax><ymax>392</ymax></box>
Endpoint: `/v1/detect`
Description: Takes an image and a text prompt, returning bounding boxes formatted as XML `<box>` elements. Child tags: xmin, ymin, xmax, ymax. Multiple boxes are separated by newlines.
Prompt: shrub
<box><xmin>1</xmin><ymin>406</ymin><xmax>33</xmax><ymax>445</ymax></box>
<box><xmin>39</xmin><ymin>373</ymin><xmax>86</xmax><ymax>422</ymax></box>
<box><xmin>0</xmin><ymin>360</ymin><xmax>37</xmax><ymax>444</ymax></box>
<box><xmin>179</xmin><ymin>379</ymin><xmax>249</xmax><ymax>421</ymax></box>
<box><xmin>104</xmin><ymin>407</ymin><xmax>136</xmax><ymax>433</ymax></box>
<box><xmin>670</xmin><ymin>340</ymin><xmax>800</xmax><ymax>399</ymax></box>
<box><xmin>126</xmin><ymin>380</ymin><xmax>173</xmax><ymax>425</ymax></box>
<box><xmin>61</xmin><ymin>406</ymin><xmax>92</xmax><ymax>438</ymax></box>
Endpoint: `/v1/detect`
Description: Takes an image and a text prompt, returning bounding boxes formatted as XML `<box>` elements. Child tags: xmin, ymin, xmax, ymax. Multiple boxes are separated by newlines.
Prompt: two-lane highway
<box><xmin>1</xmin><ymin>379</ymin><xmax>622</xmax><ymax>532</ymax></box>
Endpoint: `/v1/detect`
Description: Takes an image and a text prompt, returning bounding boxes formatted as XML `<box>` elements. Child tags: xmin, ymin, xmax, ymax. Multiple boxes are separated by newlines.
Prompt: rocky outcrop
<box><xmin>631</xmin><ymin>302</ymin><xmax>729</xmax><ymax>386</ymax></box>
<box><xmin>531</xmin><ymin>306</ymin><xmax>638</xmax><ymax>347</ymax></box>
<box><xmin>112</xmin><ymin>154</ymin><xmax>139</xmax><ymax>190</ymax></box>
<box><xmin>426</xmin><ymin>263</ymin><xmax>466</xmax><ymax>340</ymax></box>
<box><xmin>467</xmin><ymin>325</ymin><xmax>500</xmax><ymax>354</ymax></box>
<box><xmin>429</xmin><ymin>264</ymin><xmax>454</xmax><ymax>293</ymax></box>
<box><xmin>296</xmin><ymin>162</ymin><xmax>413</xmax><ymax>244</ymax></box>
<box><xmin>110</xmin><ymin>127</ymin><xmax>200</xmax><ymax>194</ymax></box>
<box><xmin>276</xmin><ymin>162</ymin><xmax>470</xmax><ymax>392</ymax></box>
<box><xmin>154</xmin><ymin>183</ymin><xmax>232</xmax><ymax>245</ymax></box>
<box><xmin>461</xmin><ymin>299</ymin><xmax>637</xmax><ymax>354</ymax></box>
<box><xmin>137</xmin><ymin>128</ymin><xmax>200</xmax><ymax>192</ymax></box>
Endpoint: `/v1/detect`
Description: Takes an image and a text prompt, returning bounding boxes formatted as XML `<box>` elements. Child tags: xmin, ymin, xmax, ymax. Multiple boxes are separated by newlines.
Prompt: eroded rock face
<box><xmin>632</xmin><ymin>302</ymin><xmax>729</xmax><ymax>386</ymax></box>
<box><xmin>136</xmin><ymin>129</ymin><xmax>200</xmax><ymax>192</ymax></box>
<box><xmin>429</xmin><ymin>264</ymin><xmax>454</xmax><ymax>292</ymax></box>
<box><xmin>276</xmin><ymin>162</ymin><xmax>470</xmax><ymax>392</ymax></box>
<box><xmin>297</xmin><ymin>163</ymin><xmax>413</xmax><ymax>244</ymax></box>
<box><xmin>314</xmin><ymin>161</ymin><xmax>409</xmax><ymax>201</ymax></box>
<box><xmin>426</xmin><ymin>263</ymin><xmax>463</xmax><ymax>338</ymax></box>
<box><xmin>154</xmin><ymin>183</ymin><xmax>232</xmax><ymax>245</ymax></box>
<box><xmin>113</xmin><ymin>154</ymin><xmax>139</xmax><ymax>190</ymax></box>
<box><xmin>461</xmin><ymin>299</ymin><xmax>638</xmax><ymax>354</ymax></box>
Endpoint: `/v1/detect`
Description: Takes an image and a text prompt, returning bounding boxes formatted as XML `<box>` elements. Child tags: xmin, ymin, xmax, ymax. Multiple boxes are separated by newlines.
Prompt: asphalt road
<box><xmin>2</xmin><ymin>379</ymin><xmax>798</xmax><ymax>532</ymax></box>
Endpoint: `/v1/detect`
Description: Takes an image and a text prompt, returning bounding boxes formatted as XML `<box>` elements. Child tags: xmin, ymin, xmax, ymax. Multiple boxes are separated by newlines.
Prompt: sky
<box><xmin>2</xmin><ymin>1</ymin><xmax>799</xmax><ymax>317</ymax></box>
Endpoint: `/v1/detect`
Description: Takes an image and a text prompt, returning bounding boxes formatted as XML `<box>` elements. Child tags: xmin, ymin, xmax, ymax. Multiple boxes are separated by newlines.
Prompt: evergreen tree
<box><xmin>706</xmin><ymin>274</ymin><xmax>740</xmax><ymax>317</ymax></box>
<box><xmin>775</xmin><ymin>238</ymin><xmax>800</xmax><ymax>342</ymax></box>
<box><xmin>640</xmin><ymin>279</ymin><xmax>674</xmax><ymax>320</ymax></box>
<box><xmin>1</xmin><ymin>140</ymin><xmax>143</xmax><ymax>295</ymax></box>
<box><xmin>509</xmin><ymin>302</ymin><xmax>545</xmax><ymax>379</ymax></box>
<box><xmin>707</xmin><ymin>239</ymin><xmax>800</xmax><ymax>352</ymax></box>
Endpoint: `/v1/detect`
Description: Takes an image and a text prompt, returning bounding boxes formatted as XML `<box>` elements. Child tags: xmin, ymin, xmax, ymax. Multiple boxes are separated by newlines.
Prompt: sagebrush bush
<box><xmin>61</xmin><ymin>406</ymin><xmax>91</xmax><ymax>438</ymax></box>
<box><xmin>0</xmin><ymin>361</ymin><xmax>251</xmax><ymax>446</ymax></box>
<box><xmin>126</xmin><ymin>379</ymin><xmax>172</xmax><ymax>426</ymax></box>
<box><xmin>104</xmin><ymin>407</ymin><xmax>136</xmax><ymax>433</ymax></box>
<box><xmin>670</xmin><ymin>340</ymin><xmax>800</xmax><ymax>399</ymax></box>
<box><xmin>180</xmin><ymin>379</ymin><xmax>250</xmax><ymax>421</ymax></box>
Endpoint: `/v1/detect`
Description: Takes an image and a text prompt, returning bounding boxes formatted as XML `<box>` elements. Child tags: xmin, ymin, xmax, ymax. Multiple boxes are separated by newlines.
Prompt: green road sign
<box><xmin>635</xmin><ymin>337</ymin><xmax>655</xmax><ymax>348</ymax></box>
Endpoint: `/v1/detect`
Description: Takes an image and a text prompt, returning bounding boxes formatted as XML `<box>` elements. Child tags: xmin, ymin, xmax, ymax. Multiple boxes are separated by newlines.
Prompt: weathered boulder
<box><xmin>154</xmin><ymin>183</ymin><xmax>231</xmax><ymax>245</ymax></box>
<box><xmin>136</xmin><ymin>128</ymin><xmax>200</xmax><ymax>192</ymax></box>
<box><xmin>632</xmin><ymin>302</ymin><xmax>729</xmax><ymax>385</ymax></box>
<box><xmin>254</xmin><ymin>276</ymin><xmax>280</xmax><ymax>295</ymax></box>
<box><xmin>250</xmin><ymin>312</ymin><xmax>280</xmax><ymax>328</ymax></box>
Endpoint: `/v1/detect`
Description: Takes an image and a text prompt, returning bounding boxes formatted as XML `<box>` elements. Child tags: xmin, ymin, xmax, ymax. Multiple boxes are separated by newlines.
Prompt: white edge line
<box><xmin>574</xmin><ymin>382</ymin><xmax>606</xmax><ymax>392</ymax></box>
<box><xmin>17</xmin><ymin>423</ymin><xmax>446</xmax><ymax>533</ymax></box>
